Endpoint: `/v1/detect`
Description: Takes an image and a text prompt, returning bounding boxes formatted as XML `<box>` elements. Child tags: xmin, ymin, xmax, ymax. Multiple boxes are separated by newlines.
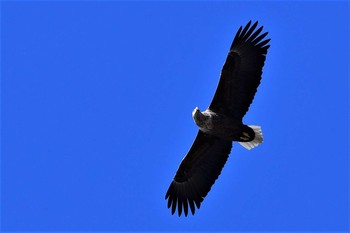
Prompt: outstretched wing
<box><xmin>165</xmin><ymin>131</ymin><xmax>232</xmax><ymax>216</ymax></box>
<box><xmin>209</xmin><ymin>21</ymin><xmax>270</xmax><ymax>119</ymax></box>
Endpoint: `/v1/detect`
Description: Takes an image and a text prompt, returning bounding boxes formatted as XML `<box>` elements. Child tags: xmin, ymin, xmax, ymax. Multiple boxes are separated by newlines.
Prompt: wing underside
<box><xmin>165</xmin><ymin>131</ymin><xmax>232</xmax><ymax>216</ymax></box>
<box><xmin>209</xmin><ymin>21</ymin><xmax>270</xmax><ymax>119</ymax></box>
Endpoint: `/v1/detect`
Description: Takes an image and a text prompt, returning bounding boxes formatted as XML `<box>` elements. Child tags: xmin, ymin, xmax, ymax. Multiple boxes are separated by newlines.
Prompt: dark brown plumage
<box><xmin>165</xmin><ymin>21</ymin><xmax>270</xmax><ymax>216</ymax></box>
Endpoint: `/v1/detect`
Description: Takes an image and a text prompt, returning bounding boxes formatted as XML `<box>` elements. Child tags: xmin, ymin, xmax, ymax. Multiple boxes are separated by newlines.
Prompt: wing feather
<box><xmin>232</xmin><ymin>26</ymin><xmax>243</xmax><ymax>44</ymax></box>
<box><xmin>165</xmin><ymin>131</ymin><xmax>232</xmax><ymax>216</ymax></box>
<box><xmin>242</xmin><ymin>21</ymin><xmax>258</xmax><ymax>42</ymax></box>
<box><xmin>209</xmin><ymin>21</ymin><xmax>270</xmax><ymax>119</ymax></box>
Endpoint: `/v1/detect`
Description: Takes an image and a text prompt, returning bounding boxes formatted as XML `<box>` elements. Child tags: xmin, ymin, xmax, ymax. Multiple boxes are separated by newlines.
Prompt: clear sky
<box><xmin>1</xmin><ymin>1</ymin><xmax>349</xmax><ymax>232</ymax></box>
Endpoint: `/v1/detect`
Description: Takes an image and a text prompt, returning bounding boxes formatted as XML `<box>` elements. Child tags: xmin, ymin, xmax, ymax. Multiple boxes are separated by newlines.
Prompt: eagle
<box><xmin>165</xmin><ymin>21</ymin><xmax>270</xmax><ymax>216</ymax></box>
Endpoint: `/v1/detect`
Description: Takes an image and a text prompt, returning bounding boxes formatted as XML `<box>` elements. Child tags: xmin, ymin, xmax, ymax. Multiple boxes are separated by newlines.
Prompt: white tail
<box><xmin>238</xmin><ymin>125</ymin><xmax>263</xmax><ymax>150</ymax></box>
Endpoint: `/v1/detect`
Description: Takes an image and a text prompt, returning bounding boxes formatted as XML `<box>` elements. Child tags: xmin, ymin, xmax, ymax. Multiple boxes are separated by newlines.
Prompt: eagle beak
<box><xmin>192</xmin><ymin>107</ymin><xmax>200</xmax><ymax>117</ymax></box>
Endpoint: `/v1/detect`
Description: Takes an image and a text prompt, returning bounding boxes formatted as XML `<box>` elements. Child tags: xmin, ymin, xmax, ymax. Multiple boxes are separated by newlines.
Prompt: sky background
<box><xmin>1</xmin><ymin>1</ymin><xmax>349</xmax><ymax>232</ymax></box>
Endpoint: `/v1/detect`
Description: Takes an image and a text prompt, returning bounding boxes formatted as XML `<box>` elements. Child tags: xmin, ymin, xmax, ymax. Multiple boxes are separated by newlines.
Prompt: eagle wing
<box><xmin>165</xmin><ymin>131</ymin><xmax>232</xmax><ymax>216</ymax></box>
<box><xmin>209</xmin><ymin>21</ymin><xmax>270</xmax><ymax>119</ymax></box>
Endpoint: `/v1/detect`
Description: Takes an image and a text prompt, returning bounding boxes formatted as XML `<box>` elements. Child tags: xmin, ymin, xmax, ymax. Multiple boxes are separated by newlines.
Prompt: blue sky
<box><xmin>1</xmin><ymin>1</ymin><xmax>349</xmax><ymax>232</ymax></box>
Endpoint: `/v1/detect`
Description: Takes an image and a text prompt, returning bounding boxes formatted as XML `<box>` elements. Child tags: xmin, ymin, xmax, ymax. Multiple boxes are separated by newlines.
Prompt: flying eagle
<box><xmin>165</xmin><ymin>21</ymin><xmax>270</xmax><ymax>216</ymax></box>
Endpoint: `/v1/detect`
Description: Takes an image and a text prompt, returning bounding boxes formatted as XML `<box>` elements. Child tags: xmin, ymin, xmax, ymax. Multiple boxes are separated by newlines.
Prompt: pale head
<box><xmin>192</xmin><ymin>107</ymin><xmax>206</xmax><ymax>127</ymax></box>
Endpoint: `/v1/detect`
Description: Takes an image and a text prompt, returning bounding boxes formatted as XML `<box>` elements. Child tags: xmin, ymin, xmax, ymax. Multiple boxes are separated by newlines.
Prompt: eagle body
<box><xmin>192</xmin><ymin>108</ymin><xmax>255</xmax><ymax>142</ymax></box>
<box><xmin>165</xmin><ymin>21</ymin><xmax>270</xmax><ymax>216</ymax></box>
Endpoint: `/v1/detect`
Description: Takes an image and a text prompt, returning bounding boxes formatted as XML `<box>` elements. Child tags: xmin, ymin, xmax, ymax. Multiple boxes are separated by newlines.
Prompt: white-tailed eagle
<box><xmin>165</xmin><ymin>21</ymin><xmax>271</xmax><ymax>216</ymax></box>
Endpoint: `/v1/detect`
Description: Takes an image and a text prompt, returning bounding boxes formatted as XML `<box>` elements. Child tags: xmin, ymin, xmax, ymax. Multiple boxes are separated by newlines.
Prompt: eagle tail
<box><xmin>238</xmin><ymin>125</ymin><xmax>263</xmax><ymax>150</ymax></box>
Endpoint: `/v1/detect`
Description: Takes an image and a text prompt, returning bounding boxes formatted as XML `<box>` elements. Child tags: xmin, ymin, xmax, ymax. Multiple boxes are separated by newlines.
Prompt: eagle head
<box><xmin>192</xmin><ymin>107</ymin><xmax>206</xmax><ymax>127</ymax></box>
